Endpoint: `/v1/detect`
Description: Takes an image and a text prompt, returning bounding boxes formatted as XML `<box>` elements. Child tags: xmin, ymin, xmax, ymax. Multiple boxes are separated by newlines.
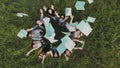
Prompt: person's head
<box><xmin>77</xmin><ymin>31</ymin><xmax>84</xmax><ymax>38</ymax></box>
<box><xmin>48</xmin><ymin>9</ymin><xmax>52</xmax><ymax>14</ymax></box>
<box><xmin>65</xmin><ymin>49</ymin><xmax>71</xmax><ymax>57</ymax></box>
<box><xmin>61</xmin><ymin>15</ymin><xmax>65</xmax><ymax>19</ymax></box>
<box><xmin>36</xmin><ymin>20</ymin><xmax>42</xmax><ymax>25</ymax></box>
<box><xmin>52</xmin><ymin>48</ymin><xmax>59</xmax><ymax>58</ymax></box>
<box><xmin>27</xmin><ymin>31</ymin><xmax>35</xmax><ymax>38</ymax></box>
<box><xmin>53</xmin><ymin>52</ymin><xmax>59</xmax><ymax>58</ymax></box>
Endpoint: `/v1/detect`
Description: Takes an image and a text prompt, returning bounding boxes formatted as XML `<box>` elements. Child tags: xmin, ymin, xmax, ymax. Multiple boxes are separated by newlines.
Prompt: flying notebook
<box><xmin>65</xmin><ymin>8</ymin><xmax>72</xmax><ymax>16</ymax></box>
<box><xmin>17</xmin><ymin>29</ymin><xmax>27</xmax><ymax>39</ymax></box>
<box><xmin>44</xmin><ymin>23</ymin><xmax>58</xmax><ymax>43</ymax></box>
<box><xmin>16</xmin><ymin>13</ymin><xmax>28</xmax><ymax>17</ymax></box>
<box><xmin>75</xmin><ymin>1</ymin><xmax>85</xmax><ymax>10</ymax></box>
<box><xmin>87</xmin><ymin>0</ymin><xmax>94</xmax><ymax>4</ymax></box>
<box><xmin>44</xmin><ymin>33</ymin><xmax>58</xmax><ymax>43</ymax></box>
<box><xmin>76</xmin><ymin>20</ymin><xmax>93</xmax><ymax>36</ymax></box>
<box><xmin>43</xmin><ymin>17</ymin><xmax>50</xmax><ymax>26</ymax></box>
<box><xmin>61</xmin><ymin>35</ymin><xmax>76</xmax><ymax>51</ymax></box>
<box><xmin>86</xmin><ymin>16</ymin><xmax>96</xmax><ymax>23</ymax></box>
<box><xmin>56</xmin><ymin>43</ymin><xmax>67</xmax><ymax>56</ymax></box>
<box><xmin>44</xmin><ymin>23</ymin><xmax>55</xmax><ymax>37</ymax></box>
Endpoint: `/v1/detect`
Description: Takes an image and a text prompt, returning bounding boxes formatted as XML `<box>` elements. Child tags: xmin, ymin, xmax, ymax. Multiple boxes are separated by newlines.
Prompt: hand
<box><xmin>25</xmin><ymin>52</ymin><xmax>30</xmax><ymax>57</ymax></box>
<box><xmin>43</xmin><ymin>6</ymin><xmax>47</xmax><ymax>11</ymax></box>
<box><xmin>66</xmin><ymin>57</ymin><xmax>69</xmax><ymax>61</ymax></box>
<box><xmin>40</xmin><ymin>9</ymin><xmax>43</xmax><ymax>14</ymax></box>
<box><xmin>70</xmin><ymin>15</ymin><xmax>74</xmax><ymax>19</ymax></box>
<box><xmin>79</xmin><ymin>47</ymin><xmax>83</xmax><ymax>50</ymax></box>
<box><xmin>51</xmin><ymin>5</ymin><xmax>54</xmax><ymax>10</ymax></box>
<box><xmin>41</xmin><ymin>61</ymin><xmax>44</xmax><ymax>64</ymax></box>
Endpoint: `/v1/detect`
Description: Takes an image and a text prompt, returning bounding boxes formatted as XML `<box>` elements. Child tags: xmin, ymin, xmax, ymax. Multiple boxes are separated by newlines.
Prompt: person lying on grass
<box><xmin>26</xmin><ymin>9</ymin><xmax>45</xmax><ymax>32</ymax></box>
<box><xmin>64</xmin><ymin>47</ymin><xmax>83</xmax><ymax>61</ymax></box>
<box><xmin>25</xmin><ymin>30</ymin><xmax>43</xmax><ymax>57</ymax></box>
<box><xmin>38</xmin><ymin>47</ymin><xmax>60</xmax><ymax>64</ymax></box>
<box><xmin>38</xmin><ymin>46</ymin><xmax>83</xmax><ymax>64</ymax></box>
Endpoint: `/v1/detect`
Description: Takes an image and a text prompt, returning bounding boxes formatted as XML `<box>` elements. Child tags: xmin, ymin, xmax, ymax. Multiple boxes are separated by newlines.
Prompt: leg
<box><xmin>25</xmin><ymin>45</ymin><xmax>39</xmax><ymax>57</ymax></box>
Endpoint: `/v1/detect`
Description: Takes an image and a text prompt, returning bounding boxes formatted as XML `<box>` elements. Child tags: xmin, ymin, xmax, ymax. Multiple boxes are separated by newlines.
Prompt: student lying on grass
<box><xmin>70</xmin><ymin>30</ymin><xmax>85</xmax><ymax>44</ymax></box>
<box><xmin>25</xmin><ymin>30</ymin><xmax>43</xmax><ymax>57</ymax></box>
<box><xmin>38</xmin><ymin>46</ymin><xmax>83</xmax><ymax>64</ymax></box>
<box><xmin>26</xmin><ymin>9</ymin><xmax>45</xmax><ymax>32</ymax></box>
<box><xmin>38</xmin><ymin>47</ymin><xmax>60</xmax><ymax>64</ymax></box>
<box><xmin>64</xmin><ymin>47</ymin><xmax>83</xmax><ymax>61</ymax></box>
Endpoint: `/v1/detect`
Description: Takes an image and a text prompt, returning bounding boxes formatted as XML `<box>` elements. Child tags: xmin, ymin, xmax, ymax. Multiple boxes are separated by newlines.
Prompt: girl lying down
<box><xmin>38</xmin><ymin>45</ymin><xmax>83</xmax><ymax>64</ymax></box>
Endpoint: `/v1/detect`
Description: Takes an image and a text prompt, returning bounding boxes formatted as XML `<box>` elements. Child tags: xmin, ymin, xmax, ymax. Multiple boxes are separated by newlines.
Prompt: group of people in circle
<box><xmin>25</xmin><ymin>5</ymin><xmax>85</xmax><ymax>64</ymax></box>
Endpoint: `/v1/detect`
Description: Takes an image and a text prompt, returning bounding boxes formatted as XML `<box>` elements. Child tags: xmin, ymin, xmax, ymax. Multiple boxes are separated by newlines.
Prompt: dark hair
<box><xmin>64</xmin><ymin>49</ymin><xmax>71</xmax><ymax>57</ymax></box>
<box><xmin>52</xmin><ymin>48</ymin><xmax>59</xmax><ymax>58</ymax></box>
<box><xmin>27</xmin><ymin>31</ymin><xmax>32</xmax><ymax>37</ymax></box>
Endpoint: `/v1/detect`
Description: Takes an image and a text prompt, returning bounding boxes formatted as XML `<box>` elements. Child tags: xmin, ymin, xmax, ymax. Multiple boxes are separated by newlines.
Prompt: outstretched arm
<box><xmin>51</xmin><ymin>5</ymin><xmax>54</xmax><ymax>10</ymax></box>
<box><xmin>55</xmin><ymin>11</ymin><xmax>60</xmax><ymax>18</ymax></box>
<box><xmin>40</xmin><ymin>9</ymin><xmax>44</xmax><ymax>20</ymax></box>
<box><xmin>69</xmin><ymin>15</ymin><xmax>74</xmax><ymax>24</ymax></box>
<box><xmin>73</xmin><ymin>47</ymin><xmax>83</xmax><ymax>50</ymax></box>
<box><xmin>72</xmin><ymin>39</ymin><xmax>84</xmax><ymax>44</ymax></box>
<box><xmin>64</xmin><ymin>54</ymin><xmax>69</xmax><ymax>61</ymax></box>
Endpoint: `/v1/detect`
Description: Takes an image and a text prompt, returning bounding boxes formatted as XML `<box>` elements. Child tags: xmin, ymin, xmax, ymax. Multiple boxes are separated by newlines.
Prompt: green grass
<box><xmin>0</xmin><ymin>0</ymin><xmax>120</xmax><ymax>68</ymax></box>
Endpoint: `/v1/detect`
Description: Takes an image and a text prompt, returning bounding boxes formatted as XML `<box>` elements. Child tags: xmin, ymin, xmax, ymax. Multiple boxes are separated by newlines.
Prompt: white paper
<box><xmin>87</xmin><ymin>0</ymin><xmax>94</xmax><ymax>4</ymax></box>
<box><xmin>64</xmin><ymin>37</ymin><xmax>76</xmax><ymax>51</ymax></box>
<box><xmin>45</xmin><ymin>33</ymin><xmax>58</xmax><ymax>43</ymax></box>
<box><xmin>65</xmin><ymin>8</ymin><xmax>72</xmax><ymax>16</ymax></box>
<box><xmin>43</xmin><ymin>17</ymin><xmax>50</xmax><ymax>26</ymax></box>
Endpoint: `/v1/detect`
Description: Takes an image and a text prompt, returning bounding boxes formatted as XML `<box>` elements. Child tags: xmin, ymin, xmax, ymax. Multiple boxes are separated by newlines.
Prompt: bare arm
<box><xmin>40</xmin><ymin>9</ymin><xmax>44</xmax><ymax>20</ymax></box>
<box><xmin>69</xmin><ymin>15</ymin><xmax>74</xmax><ymax>24</ymax></box>
<box><xmin>51</xmin><ymin>5</ymin><xmax>54</xmax><ymax>10</ymax></box>
<box><xmin>73</xmin><ymin>47</ymin><xmax>83</xmax><ymax>50</ymax></box>
<box><xmin>26</xmin><ymin>28</ymin><xmax>33</xmax><ymax>32</ymax></box>
<box><xmin>72</xmin><ymin>39</ymin><xmax>84</xmax><ymax>44</ymax></box>
<box><xmin>55</xmin><ymin>11</ymin><xmax>60</xmax><ymax>18</ymax></box>
<box><xmin>64</xmin><ymin>16</ymin><xmax>69</xmax><ymax>21</ymax></box>
<box><xmin>64</xmin><ymin>54</ymin><xmax>69</xmax><ymax>61</ymax></box>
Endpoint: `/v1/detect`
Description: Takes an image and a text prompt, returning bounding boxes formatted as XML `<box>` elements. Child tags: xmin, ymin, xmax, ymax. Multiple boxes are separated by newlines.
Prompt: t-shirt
<box><xmin>31</xmin><ymin>29</ymin><xmax>42</xmax><ymax>40</ymax></box>
<box><xmin>59</xmin><ymin>18</ymin><xmax>65</xmax><ymax>24</ymax></box>
<box><xmin>52</xmin><ymin>48</ymin><xmax>59</xmax><ymax>57</ymax></box>
<box><xmin>70</xmin><ymin>31</ymin><xmax>79</xmax><ymax>38</ymax></box>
